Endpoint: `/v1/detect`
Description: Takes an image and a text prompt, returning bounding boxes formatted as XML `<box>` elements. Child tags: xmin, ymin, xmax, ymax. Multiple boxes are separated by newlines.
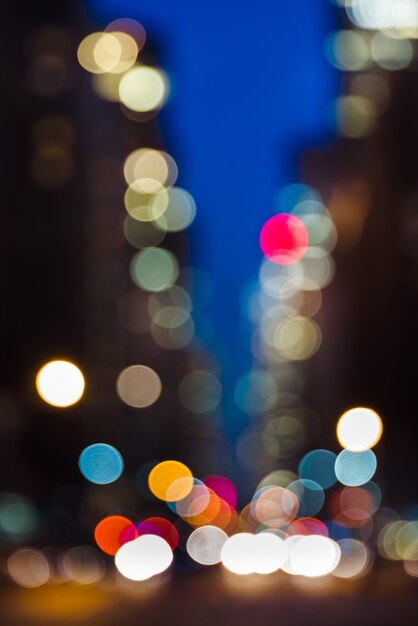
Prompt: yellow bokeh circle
<box><xmin>148</xmin><ymin>460</ymin><xmax>193</xmax><ymax>502</ymax></box>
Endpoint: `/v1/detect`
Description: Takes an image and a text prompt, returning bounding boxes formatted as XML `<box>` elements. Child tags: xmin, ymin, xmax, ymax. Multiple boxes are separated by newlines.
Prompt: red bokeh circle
<box><xmin>259</xmin><ymin>213</ymin><xmax>308</xmax><ymax>265</ymax></box>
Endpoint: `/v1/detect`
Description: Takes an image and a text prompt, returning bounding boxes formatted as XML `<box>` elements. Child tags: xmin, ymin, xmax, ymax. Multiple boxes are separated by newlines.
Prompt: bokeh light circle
<box><xmin>93</xmin><ymin>32</ymin><xmax>138</xmax><ymax>74</ymax></box>
<box><xmin>77</xmin><ymin>33</ymin><xmax>107</xmax><ymax>74</ymax></box>
<box><xmin>115</xmin><ymin>535</ymin><xmax>172</xmax><ymax>581</ymax></box>
<box><xmin>148</xmin><ymin>460</ymin><xmax>193</xmax><ymax>502</ymax></box>
<box><xmin>130</xmin><ymin>248</ymin><xmax>179</xmax><ymax>292</ymax></box>
<box><xmin>36</xmin><ymin>360</ymin><xmax>85</xmax><ymax>407</ymax></box>
<box><xmin>299</xmin><ymin>449</ymin><xmax>337</xmax><ymax>489</ymax></box>
<box><xmin>61</xmin><ymin>546</ymin><xmax>105</xmax><ymax>585</ymax></box>
<box><xmin>259</xmin><ymin>213</ymin><xmax>308</xmax><ymax>265</ymax></box>
<box><xmin>124</xmin><ymin>180</ymin><xmax>169</xmax><ymax>222</ymax></box>
<box><xmin>0</xmin><ymin>493</ymin><xmax>38</xmax><ymax>538</ymax></box>
<box><xmin>289</xmin><ymin>535</ymin><xmax>341</xmax><ymax>577</ymax></box>
<box><xmin>335</xmin><ymin>449</ymin><xmax>377</xmax><ymax>487</ymax></box>
<box><xmin>251</xmin><ymin>486</ymin><xmax>299</xmax><ymax>527</ymax></box>
<box><xmin>116</xmin><ymin>365</ymin><xmax>162</xmax><ymax>408</ymax></box>
<box><xmin>155</xmin><ymin>188</ymin><xmax>196</xmax><ymax>232</ymax></box>
<box><xmin>124</xmin><ymin>148</ymin><xmax>178</xmax><ymax>189</ymax></box>
<box><xmin>337</xmin><ymin>407</ymin><xmax>383</xmax><ymax>452</ymax></box>
<box><xmin>220</xmin><ymin>533</ymin><xmax>255</xmax><ymax>575</ymax></box>
<box><xmin>186</xmin><ymin>525</ymin><xmax>228</xmax><ymax>565</ymax></box>
<box><xmin>7</xmin><ymin>548</ymin><xmax>50</xmax><ymax>588</ymax></box>
<box><xmin>274</xmin><ymin>316</ymin><xmax>321</xmax><ymax>361</ymax></box>
<box><xmin>94</xmin><ymin>515</ymin><xmax>137</xmax><ymax>555</ymax></box>
<box><xmin>332</xmin><ymin>539</ymin><xmax>371</xmax><ymax>579</ymax></box>
<box><xmin>79</xmin><ymin>443</ymin><xmax>124</xmax><ymax>485</ymax></box>
<box><xmin>119</xmin><ymin>66</ymin><xmax>167</xmax><ymax>112</ymax></box>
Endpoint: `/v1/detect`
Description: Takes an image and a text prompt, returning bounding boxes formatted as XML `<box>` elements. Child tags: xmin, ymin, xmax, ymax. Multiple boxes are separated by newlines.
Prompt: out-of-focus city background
<box><xmin>1</xmin><ymin>0</ymin><xmax>418</xmax><ymax>624</ymax></box>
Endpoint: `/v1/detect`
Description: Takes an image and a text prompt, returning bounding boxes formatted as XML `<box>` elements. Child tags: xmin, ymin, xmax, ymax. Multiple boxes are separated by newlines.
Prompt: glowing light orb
<box><xmin>94</xmin><ymin>515</ymin><xmax>137</xmax><ymax>555</ymax></box>
<box><xmin>337</xmin><ymin>407</ymin><xmax>383</xmax><ymax>452</ymax></box>
<box><xmin>115</xmin><ymin>535</ymin><xmax>173</xmax><ymax>581</ymax></box>
<box><xmin>325</xmin><ymin>30</ymin><xmax>370</xmax><ymax>72</ymax></box>
<box><xmin>93</xmin><ymin>32</ymin><xmax>138</xmax><ymax>74</ymax></box>
<box><xmin>274</xmin><ymin>315</ymin><xmax>321</xmax><ymax>361</ymax></box>
<box><xmin>332</xmin><ymin>539</ymin><xmax>371</xmax><ymax>579</ymax></box>
<box><xmin>290</xmin><ymin>535</ymin><xmax>341</xmax><ymax>577</ymax></box>
<box><xmin>220</xmin><ymin>533</ymin><xmax>256</xmax><ymax>575</ymax></box>
<box><xmin>130</xmin><ymin>248</ymin><xmax>179</xmax><ymax>292</ymax></box>
<box><xmin>330</xmin><ymin>485</ymin><xmax>380</xmax><ymax>527</ymax></box>
<box><xmin>78</xmin><ymin>30</ymin><xmax>139</xmax><ymax>75</ymax></box>
<box><xmin>119</xmin><ymin>66</ymin><xmax>167</xmax><ymax>112</ymax></box>
<box><xmin>155</xmin><ymin>187</ymin><xmax>196</xmax><ymax>232</ymax></box>
<box><xmin>62</xmin><ymin>546</ymin><xmax>105</xmax><ymax>584</ymax></box>
<box><xmin>124</xmin><ymin>148</ymin><xmax>177</xmax><ymax>189</ymax></box>
<box><xmin>8</xmin><ymin>548</ymin><xmax>50</xmax><ymax>587</ymax></box>
<box><xmin>148</xmin><ymin>460</ymin><xmax>193</xmax><ymax>502</ymax></box>
<box><xmin>371</xmin><ymin>32</ymin><xmax>413</xmax><ymax>71</ymax></box>
<box><xmin>0</xmin><ymin>493</ymin><xmax>38</xmax><ymax>537</ymax></box>
<box><xmin>124</xmin><ymin>180</ymin><xmax>169</xmax><ymax>222</ymax></box>
<box><xmin>251</xmin><ymin>486</ymin><xmax>299</xmax><ymax>527</ymax></box>
<box><xmin>77</xmin><ymin>33</ymin><xmax>108</xmax><ymax>74</ymax></box>
<box><xmin>36</xmin><ymin>360</ymin><xmax>85</xmax><ymax>407</ymax></box>
<box><xmin>335</xmin><ymin>449</ymin><xmax>377</xmax><ymax>487</ymax></box>
<box><xmin>186</xmin><ymin>525</ymin><xmax>228</xmax><ymax>565</ymax></box>
<box><xmin>395</xmin><ymin>521</ymin><xmax>418</xmax><ymax>561</ymax></box>
<box><xmin>116</xmin><ymin>364</ymin><xmax>162</xmax><ymax>408</ymax></box>
<box><xmin>259</xmin><ymin>213</ymin><xmax>308</xmax><ymax>265</ymax></box>
<box><xmin>299</xmin><ymin>449</ymin><xmax>337</xmax><ymax>489</ymax></box>
<box><xmin>79</xmin><ymin>443</ymin><xmax>124</xmax><ymax>485</ymax></box>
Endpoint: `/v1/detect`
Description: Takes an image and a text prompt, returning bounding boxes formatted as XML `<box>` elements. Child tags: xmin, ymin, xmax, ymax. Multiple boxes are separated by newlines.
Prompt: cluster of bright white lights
<box><xmin>115</xmin><ymin>535</ymin><xmax>173</xmax><ymax>581</ymax></box>
<box><xmin>220</xmin><ymin>532</ymin><xmax>341</xmax><ymax>577</ymax></box>
<box><xmin>345</xmin><ymin>0</ymin><xmax>418</xmax><ymax>32</ymax></box>
<box><xmin>220</xmin><ymin>532</ymin><xmax>288</xmax><ymax>575</ymax></box>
